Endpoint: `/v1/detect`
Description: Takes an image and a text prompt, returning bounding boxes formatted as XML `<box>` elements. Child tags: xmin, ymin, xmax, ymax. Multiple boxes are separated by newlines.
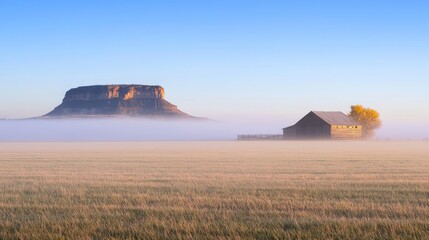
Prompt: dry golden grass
<box><xmin>0</xmin><ymin>141</ymin><xmax>428</xmax><ymax>239</ymax></box>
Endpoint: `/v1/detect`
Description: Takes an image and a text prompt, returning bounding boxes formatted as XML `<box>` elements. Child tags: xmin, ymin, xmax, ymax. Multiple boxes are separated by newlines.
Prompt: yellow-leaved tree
<box><xmin>349</xmin><ymin>105</ymin><xmax>382</xmax><ymax>139</ymax></box>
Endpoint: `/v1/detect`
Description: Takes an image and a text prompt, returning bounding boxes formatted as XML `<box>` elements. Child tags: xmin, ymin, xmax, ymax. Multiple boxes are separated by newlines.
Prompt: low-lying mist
<box><xmin>1</xmin><ymin>118</ymin><xmax>428</xmax><ymax>141</ymax></box>
<box><xmin>0</xmin><ymin>118</ymin><xmax>283</xmax><ymax>141</ymax></box>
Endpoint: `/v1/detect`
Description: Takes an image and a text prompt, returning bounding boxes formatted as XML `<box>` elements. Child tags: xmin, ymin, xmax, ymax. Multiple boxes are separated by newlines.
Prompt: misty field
<box><xmin>0</xmin><ymin>141</ymin><xmax>428</xmax><ymax>240</ymax></box>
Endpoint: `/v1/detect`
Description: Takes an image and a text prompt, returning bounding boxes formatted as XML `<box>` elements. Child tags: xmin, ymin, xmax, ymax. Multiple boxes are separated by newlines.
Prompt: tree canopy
<box><xmin>349</xmin><ymin>105</ymin><xmax>382</xmax><ymax>138</ymax></box>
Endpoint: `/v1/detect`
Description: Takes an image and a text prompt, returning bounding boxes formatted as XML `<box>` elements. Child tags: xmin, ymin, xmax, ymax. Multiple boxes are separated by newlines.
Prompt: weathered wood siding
<box><xmin>330</xmin><ymin>125</ymin><xmax>362</xmax><ymax>139</ymax></box>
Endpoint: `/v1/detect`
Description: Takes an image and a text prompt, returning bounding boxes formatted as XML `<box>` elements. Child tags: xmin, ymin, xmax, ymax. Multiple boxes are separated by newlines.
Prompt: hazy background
<box><xmin>1</xmin><ymin>1</ymin><xmax>428</xmax><ymax>139</ymax></box>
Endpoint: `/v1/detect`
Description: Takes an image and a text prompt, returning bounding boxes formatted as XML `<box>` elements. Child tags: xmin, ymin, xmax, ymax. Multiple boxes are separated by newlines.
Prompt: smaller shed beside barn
<box><xmin>283</xmin><ymin>111</ymin><xmax>362</xmax><ymax>140</ymax></box>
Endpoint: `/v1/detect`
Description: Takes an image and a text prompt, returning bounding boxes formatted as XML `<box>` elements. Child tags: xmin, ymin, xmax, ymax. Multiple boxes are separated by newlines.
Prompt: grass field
<box><xmin>0</xmin><ymin>141</ymin><xmax>428</xmax><ymax>239</ymax></box>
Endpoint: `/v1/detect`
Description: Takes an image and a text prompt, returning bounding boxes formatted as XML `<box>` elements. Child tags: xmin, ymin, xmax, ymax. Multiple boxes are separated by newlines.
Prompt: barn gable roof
<box><xmin>282</xmin><ymin>111</ymin><xmax>361</xmax><ymax>130</ymax></box>
<box><xmin>311</xmin><ymin>111</ymin><xmax>361</xmax><ymax>126</ymax></box>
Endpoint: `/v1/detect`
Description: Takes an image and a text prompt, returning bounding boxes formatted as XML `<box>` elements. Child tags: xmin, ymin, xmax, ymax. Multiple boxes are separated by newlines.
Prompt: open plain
<box><xmin>0</xmin><ymin>141</ymin><xmax>428</xmax><ymax>239</ymax></box>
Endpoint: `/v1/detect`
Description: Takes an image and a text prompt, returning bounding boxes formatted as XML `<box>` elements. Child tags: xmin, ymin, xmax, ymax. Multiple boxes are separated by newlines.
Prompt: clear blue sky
<box><xmin>1</xmin><ymin>1</ymin><xmax>428</xmax><ymax>136</ymax></box>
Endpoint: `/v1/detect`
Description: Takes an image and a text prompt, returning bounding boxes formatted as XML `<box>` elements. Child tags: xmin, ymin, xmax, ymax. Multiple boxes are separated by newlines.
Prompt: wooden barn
<box><xmin>283</xmin><ymin>111</ymin><xmax>362</xmax><ymax>140</ymax></box>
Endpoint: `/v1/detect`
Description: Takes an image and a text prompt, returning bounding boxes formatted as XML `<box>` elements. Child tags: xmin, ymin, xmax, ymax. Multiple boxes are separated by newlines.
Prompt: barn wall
<box><xmin>295</xmin><ymin>112</ymin><xmax>331</xmax><ymax>138</ymax></box>
<box><xmin>330</xmin><ymin>125</ymin><xmax>362</xmax><ymax>139</ymax></box>
<box><xmin>283</xmin><ymin>126</ymin><xmax>297</xmax><ymax>139</ymax></box>
<box><xmin>296</xmin><ymin>125</ymin><xmax>330</xmax><ymax>138</ymax></box>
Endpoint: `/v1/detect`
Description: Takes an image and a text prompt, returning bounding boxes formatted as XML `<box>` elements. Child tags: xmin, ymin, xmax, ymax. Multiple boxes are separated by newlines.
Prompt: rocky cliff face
<box><xmin>44</xmin><ymin>85</ymin><xmax>192</xmax><ymax>117</ymax></box>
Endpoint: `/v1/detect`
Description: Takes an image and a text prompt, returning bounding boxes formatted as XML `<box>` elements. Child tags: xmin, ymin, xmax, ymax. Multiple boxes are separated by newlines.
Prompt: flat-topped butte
<box><xmin>43</xmin><ymin>85</ymin><xmax>194</xmax><ymax>118</ymax></box>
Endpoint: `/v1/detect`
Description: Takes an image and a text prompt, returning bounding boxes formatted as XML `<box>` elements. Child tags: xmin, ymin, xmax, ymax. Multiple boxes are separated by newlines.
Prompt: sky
<box><xmin>1</xmin><ymin>1</ymin><xmax>428</xmax><ymax>138</ymax></box>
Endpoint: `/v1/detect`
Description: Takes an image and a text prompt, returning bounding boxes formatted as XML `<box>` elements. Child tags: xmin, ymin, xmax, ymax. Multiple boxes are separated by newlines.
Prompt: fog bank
<box><xmin>0</xmin><ymin>118</ymin><xmax>428</xmax><ymax>141</ymax></box>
